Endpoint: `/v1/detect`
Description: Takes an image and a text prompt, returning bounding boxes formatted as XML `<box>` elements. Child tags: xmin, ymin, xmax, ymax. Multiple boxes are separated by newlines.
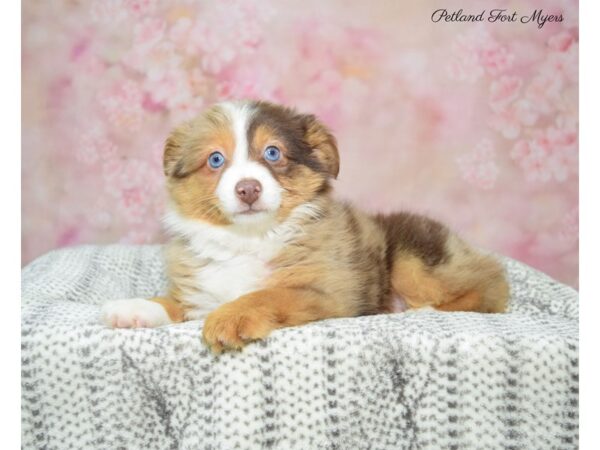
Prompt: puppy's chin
<box><xmin>228</xmin><ymin>208</ymin><xmax>279</xmax><ymax>231</ymax></box>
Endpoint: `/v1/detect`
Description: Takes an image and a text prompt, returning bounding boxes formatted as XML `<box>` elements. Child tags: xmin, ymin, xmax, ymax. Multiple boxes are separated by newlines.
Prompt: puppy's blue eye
<box><xmin>208</xmin><ymin>151</ymin><xmax>225</xmax><ymax>169</ymax></box>
<box><xmin>264</xmin><ymin>146</ymin><xmax>281</xmax><ymax>162</ymax></box>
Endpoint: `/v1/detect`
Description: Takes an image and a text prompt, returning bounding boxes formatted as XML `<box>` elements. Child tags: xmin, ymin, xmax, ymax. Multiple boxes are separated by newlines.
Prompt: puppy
<box><xmin>102</xmin><ymin>100</ymin><xmax>509</xmax><ymax>352</ymax></box>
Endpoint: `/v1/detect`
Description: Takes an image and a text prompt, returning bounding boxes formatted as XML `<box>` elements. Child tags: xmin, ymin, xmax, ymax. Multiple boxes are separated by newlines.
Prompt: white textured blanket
<box><xmin>21</xmin><ymin>245</ymin><xmax>578</xmax><ymax>449</ymax></box>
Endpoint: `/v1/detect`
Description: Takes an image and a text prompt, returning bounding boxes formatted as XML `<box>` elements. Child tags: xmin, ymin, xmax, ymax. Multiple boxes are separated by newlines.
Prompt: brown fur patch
<box><xmin>247</xmin><ymin>101</ymin><xmax>339</xmax><ymax>179</ymax></box>
<box><xmin>375</xmin><ymin>212</ymin><xmax>450</xmax><ymax>267</ymax></box>
<box><xmin>244</xmin><ymin>105</ymin><xmax>340</xmax><ymax>221</ymax></box>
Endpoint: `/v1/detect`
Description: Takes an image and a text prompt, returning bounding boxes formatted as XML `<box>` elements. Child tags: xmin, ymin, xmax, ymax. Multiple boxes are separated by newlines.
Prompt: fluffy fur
<box><xmin>102</xmin><ymin>100</ymin><xmax>509</xmax><ymax>353</ymax></box>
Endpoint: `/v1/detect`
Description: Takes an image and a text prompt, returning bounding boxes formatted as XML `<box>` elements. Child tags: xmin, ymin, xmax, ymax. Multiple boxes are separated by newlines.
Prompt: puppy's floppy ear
<box><xmin>163</xmin><ymin>123</ymin><xmax>190</xmax><ymax>178</ymax></box>
<box><xmin>300</xmin><ymin>114</ymin><xmax>340</xmax><ymax>179</ymax></box>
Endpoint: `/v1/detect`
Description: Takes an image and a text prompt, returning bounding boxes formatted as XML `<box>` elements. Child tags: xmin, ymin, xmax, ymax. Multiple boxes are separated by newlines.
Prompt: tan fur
<box><xmin>163</xmin><ymin>239</ymin><xmax>208</xmax><ymax>312</ymax></box>
<box><xmin>435</xmin><ymin>291</ymin><xmax>481</xmax><ymax>312</ymax></box>
<box><xmin>276</xmin><ymin>165</ymin><xmax>332</xmax><ymax>221</ymax></box>
<box><xmin>265</xmin><ymin>199</ymin><xmax>388</xmax><ymax>317</ymax></box>
<box><xmin>249</xmin><ymin>124</ymin><xmax>286</xmax><ymax>161</ymax></box>
<box><xmin>389</xmin><ymin>256</ymin><xmax>449</xmax><ymax>309</ymax></box>
<box><xmin>165</xmin><ymin>105</ymin><xmax>235</xmax><ymax>225</ymax></box>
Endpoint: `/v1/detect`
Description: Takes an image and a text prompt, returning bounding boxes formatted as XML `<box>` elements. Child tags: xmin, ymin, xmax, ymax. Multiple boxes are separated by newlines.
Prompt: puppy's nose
<box><xmin>235</xmin><ymin>179</ymin><xmax>262</xmax><ymax>206</ymax></box>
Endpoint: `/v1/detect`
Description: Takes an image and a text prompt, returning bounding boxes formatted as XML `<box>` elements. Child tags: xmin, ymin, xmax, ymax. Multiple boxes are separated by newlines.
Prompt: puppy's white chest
<box><xmin>163</xmin><ymin>208</ymin><xmax>310</xmax><ymax>318</ymax></box>
<box><xmin>180</xmin><ymin>228</ymin><xmax>286</xmax><ymax>316</ymax></box>
<box><xmin>195</xmin><ymin>252</ymin><xmax>272</xmax><ymax>304</ymax></box>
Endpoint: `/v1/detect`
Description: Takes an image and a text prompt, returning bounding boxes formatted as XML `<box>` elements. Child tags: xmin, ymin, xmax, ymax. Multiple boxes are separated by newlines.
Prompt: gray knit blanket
<box><xmin>21</xmin><ymin>245</ymin><xmax>578</xmax><ymax>450</ymax></box>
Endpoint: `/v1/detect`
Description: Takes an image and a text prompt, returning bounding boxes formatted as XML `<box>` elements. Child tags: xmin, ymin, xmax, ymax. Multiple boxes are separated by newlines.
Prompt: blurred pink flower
<box><xmin>559</xmin><ymin>206</ymin><xmax>579</xmax><ymax>245</ymax></box>
<box><xmin>57</xmin><ymin>227</ymin><xmax>81</xmax><ymax>247</ymax></box>
<box><xmin>69</xmin><ymin>36</ymin><xmax>91</xmax><ymax>62</ymax></box>
<box><xmin>76</xmin><ymin>126</ymin><xmax>119</xmax><ymax>165</ymax></box>
<box><xmin>75</xmin><ymin>53</ymin><xmax>106</xmax><ymax>79</ymax></box>
<box><xmin>489</xmin><ymin>76</ymin><xmax>522</xmax><ymax>112</ymax></box>
<box><xmin>168</xmin><ymin>17</ymin><xmax>193</xmax><ymax>47</ymax></box>
<box><xmin>102</xmin><ymin>158</ymin><xmax>163</xmax><ymax>223</ymax></box>
<box><xmin>125</xmin><ymin>0</ymin><xmax>158</xmax><ymax>18</ymax></box>
<box><xmin>520</xmin><ymin>152</ymin><xmax>552</xmax><ymax>183</ymax></box>
<box><xmin>480</xmin><ymin>44</ymin><xmax>514</xmax><ymax>76</ymax></box>
<box><xmin>546</xmin><ymin>45</ymin><xmax>578</xmax><ymax>83</ymax></box>
<box><xmin>88</xmin><ymin>204</ymin><xmax>113</xmax><ymax>229</ymax></box>
<box><xmin>286</xmin><ymin>20</ymin><xmax>384</xmax><ymax>128</ymax></box>
<box><xmin>169</xmin><ymin>96</ymin><xmax>206</xmax><ymax>124</ymax></box>
<box><xmin>141</xmin><ymin>92</ymin><xmax>166</xmax><ymax>113</ymax></box>
<box><xmin>548</xmin><ymin>31</ymin><xmax>575</xmax><ymax>52</ymax></box>
<box><xmin>510</xmin><ymin>122</ymin><xmax>578</xmax><ymax>183</ymax></box>
<box><xmin>143</xmin><ymin>68</ymin><xmax>191</xmax><ymax>109</ymax></box>
<box><xmin>217</xmin><ymin>75</ymin><xmax>280</xmax><ymax>103</ymax></box>
<box><xmin>525</xmin><ymin>73</ymin><xmax>563</xmax><ymax>115</ymax></box>
<box><xmin>547</xmin><ymin>123</ymin><xmax>578</xmax><ymax>181</ymax></box>
<box><xmin>289</xmin><ymin>68</ymin><xmax>346</xmax><ymax>128</ymax></box>
<box><xmin>456</xmin><ymin>139</ymin><xmax>499</xmax><ymax>190</ymax></box>
<box><xmin>90</xmin><ymin>0</ymin><xmax>128</xmax><ymax>23</ymax></box>
<box><xmin>185</xmin><ymin>0</ymin><xmax>272</xmax><ymax>74</ymax></box>
<box><xmin>510</xmin><ymin>140</ymin><xmax>531</xmax><ymax>162</ymax></box>
<box><xmin>120</xmin><ymin>227</ymin><xmax>159</xmax><ymax>245</ymax></box>
<box><xmin>133</xmin><ymin>41</ymin><xmax>182</xmax><ymax>81</ymax></box>
<box><xmin>513</xmin><ymin>99</ymin><xmax>539</xmax><ymax>127</ymax></box>
<box><xmin>489</xmin><ymin>107</ymin><xmax>521</xmax><ymax>139</ymax></box>
<box><xmin>529</xmin><ymin>133</ymin><xmax>553</xmax><ymax>158</ymax></box>
<box><xmin>447</xmin><ymin>53</ymin><xmax>484</xmax><ymax>82</ymax></box>
<box><xmin>91</xmin><ymin>0</ymin><xmax>157</xmax><ymax>22</ymax></box>
<box><xmin>448</xmin><ymin>27</ymin><xmax>514</xmax><ymax>82</ymax></box>
<box><xmin>133</xmin><ymin>17</ymin><xmax>166</xmax><ymax>51</ymax></box>
<box><xmin>99</xmin><ymin>80</ymin><xmax>145</xmax><ymax>129</ymax></box>
<box><xmin>547</xmin><ymin>122</ymin><xmax>578</xmax><ymax>149</ymax></box>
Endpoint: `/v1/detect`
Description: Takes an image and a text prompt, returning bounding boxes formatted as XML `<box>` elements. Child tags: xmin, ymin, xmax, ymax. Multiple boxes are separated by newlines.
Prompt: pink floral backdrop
<box><xmin>22</xmin><ymin>0</ymin><xmax>579</xmax><ymax>287</ymax></box>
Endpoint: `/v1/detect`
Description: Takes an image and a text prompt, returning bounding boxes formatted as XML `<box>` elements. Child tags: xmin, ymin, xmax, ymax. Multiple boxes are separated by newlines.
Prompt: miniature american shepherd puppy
<box><xmin>102</xmin><ymin>100</ymin><xmax>509</xmax><ymax>352</ymax></box>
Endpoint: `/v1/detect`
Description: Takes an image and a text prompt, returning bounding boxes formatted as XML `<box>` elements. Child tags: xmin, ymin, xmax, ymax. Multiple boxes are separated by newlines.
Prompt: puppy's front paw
<box><xmin>101</xmin><ymin>298</ymin><xmax>171</xmax><ymax>328</ymax></box>
<box><xmin>202</xmin><ymin>303</ymin><xmax>276</xmax><ymax>353</ymax></box>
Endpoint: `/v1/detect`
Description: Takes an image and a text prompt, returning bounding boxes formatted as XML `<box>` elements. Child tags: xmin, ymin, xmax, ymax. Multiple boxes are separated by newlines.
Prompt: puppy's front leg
<box><xmin>102</xmin><ymin>296</ymin><xmax>185</xmax><ymax>328</ymax></box>
<box><xmin>202</xmin><ymin>288</ymin><xmax>331</xmax><ymax>353</ymax></box>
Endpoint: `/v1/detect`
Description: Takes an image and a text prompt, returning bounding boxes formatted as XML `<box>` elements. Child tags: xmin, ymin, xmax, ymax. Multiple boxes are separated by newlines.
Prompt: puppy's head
<box><xmin>164</xmin><ymin>100</ymin><xmax>339</xmax><ymax>228</ymax></box>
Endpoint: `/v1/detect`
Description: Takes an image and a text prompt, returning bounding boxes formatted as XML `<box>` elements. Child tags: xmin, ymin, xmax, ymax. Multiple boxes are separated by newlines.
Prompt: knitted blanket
<box><xmin>21</xmin><ymin>245</ymin><xmax>578</xmax><ymax>450</ymax></box>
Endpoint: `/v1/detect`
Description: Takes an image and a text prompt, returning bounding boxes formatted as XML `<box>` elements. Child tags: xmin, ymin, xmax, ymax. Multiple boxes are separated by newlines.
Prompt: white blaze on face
<box><xmin>216</xmin><ymin>101</ymin><xmax>283</xmax><ymax>225</ymax></box>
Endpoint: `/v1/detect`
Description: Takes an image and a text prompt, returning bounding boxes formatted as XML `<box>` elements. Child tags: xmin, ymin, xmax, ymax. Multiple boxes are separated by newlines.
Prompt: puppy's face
<box><xmin>164</xmin><ymin>101</ymin><xmax>339</xmax><ymax>228</ymax></box>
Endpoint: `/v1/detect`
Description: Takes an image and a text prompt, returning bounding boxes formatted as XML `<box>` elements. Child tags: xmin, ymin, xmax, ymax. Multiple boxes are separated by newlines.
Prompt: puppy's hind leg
<box><xmin>389</xmin><ymin>235</ymin><xmax>509</xmax><ymax>314</ymax></box>
<box><xmin>434</xmin><ymin>234</ymin><xmax>510</xmax><ymax>313</ymax></box>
